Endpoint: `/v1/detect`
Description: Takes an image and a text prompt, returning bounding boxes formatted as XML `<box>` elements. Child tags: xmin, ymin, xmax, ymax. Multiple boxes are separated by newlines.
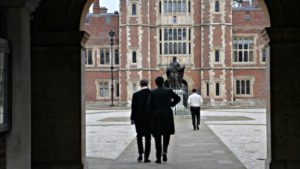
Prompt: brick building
<box><xmin>83</xmin><ymin>0</ymin><xmax>120</xmax><ymax>106</ymax></box>
<box><xmin>84</xmin><ymin>0</ymin><xmax>269</xmax><ymax>107</ymax></box>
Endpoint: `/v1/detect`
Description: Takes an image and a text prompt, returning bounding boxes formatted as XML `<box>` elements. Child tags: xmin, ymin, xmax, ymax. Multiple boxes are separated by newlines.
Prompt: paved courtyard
<box><xmin>86</xmin><ymin>109</ymin><xmax>266</xmax><ymax>169</ymax></box>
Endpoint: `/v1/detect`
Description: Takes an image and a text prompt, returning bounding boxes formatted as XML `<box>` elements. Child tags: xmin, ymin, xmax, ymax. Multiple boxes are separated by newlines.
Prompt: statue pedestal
<box><xmin>172</xmin><ymin>89</ymin><xmax>189</xmax><ymax>115</ymax></box>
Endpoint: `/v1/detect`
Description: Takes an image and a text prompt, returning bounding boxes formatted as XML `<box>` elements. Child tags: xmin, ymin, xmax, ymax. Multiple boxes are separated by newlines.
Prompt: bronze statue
<box><xmin>166</xmin><ymin>57</ymin><xmax>185</xmax><ymax>89</ymax></box>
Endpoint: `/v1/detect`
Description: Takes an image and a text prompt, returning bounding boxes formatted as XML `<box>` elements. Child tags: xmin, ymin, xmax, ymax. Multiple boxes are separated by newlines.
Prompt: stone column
<box><xmin>31</xmin><ymin>32</ymin><xmax>84</xmax><ymax>169</ymax></box>
<box><xmin>267</xmin><ymin>28</ymin><xmax>300</xmax><ymax>169</ymax></box>
<box><xmin>6</xmin><ymin>6</ymin><xmax>32</xmax><ymax>169</ymax></box>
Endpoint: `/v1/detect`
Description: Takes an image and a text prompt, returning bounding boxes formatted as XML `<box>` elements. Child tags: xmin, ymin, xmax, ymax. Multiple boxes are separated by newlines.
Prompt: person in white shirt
<box><xmin>187</xmin><ymin>88</ymin><xmax>203</xmax><ymax>130</ymax></box>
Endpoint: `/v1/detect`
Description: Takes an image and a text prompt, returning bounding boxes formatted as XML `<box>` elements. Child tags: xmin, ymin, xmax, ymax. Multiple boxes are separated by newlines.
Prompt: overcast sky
<box><xmin>90</xmin><ymin>0</ymin><xmax>119</xmax><ymax>13</ymax></box>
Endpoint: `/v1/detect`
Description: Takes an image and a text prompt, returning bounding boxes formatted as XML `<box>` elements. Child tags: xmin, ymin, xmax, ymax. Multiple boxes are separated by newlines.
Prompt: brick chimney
<box><xmin>93</xmin><ymin>0</ymin><xmax>100</xmax><ymax>14</ymax></box>
<box><xmin>100</xmin><ymin>7</ymin><xmax>108</xmax><ymax>14</ymax></box>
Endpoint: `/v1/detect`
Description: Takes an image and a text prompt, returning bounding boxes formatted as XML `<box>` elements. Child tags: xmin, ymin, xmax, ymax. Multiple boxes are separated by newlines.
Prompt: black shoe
<box><xmin>155</xmin><ymin>160</ymin><xmax>162</xmax><ymax>163</ymax></box>
<box><xmin>137</xmin><ymin>154</ymin><xmax>143</xmax><ymax>162</ymax></box>
<box><xmin>162</xmin><ymin>153</ymin><xmax>167</xmax><ymax>162</ymax></box>
<box><xmin>144</xmin><ymin>159</ymin><xmax>151</xmax><ymax>163</ymax></box>
<box><xmin>197</xmin><ymin>126</ymin><xmax>199</xmax><ymax>130</ymax></box>
<box><xmin>193</xmin><ymin>126</ymin><xmax>196</xmax><ymax>130</ymax></box>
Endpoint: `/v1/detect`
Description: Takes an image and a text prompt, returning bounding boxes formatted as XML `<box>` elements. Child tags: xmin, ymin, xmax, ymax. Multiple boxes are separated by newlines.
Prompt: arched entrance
<box><xmin>2</xmin><ymin>0</ymin><xmax>300</xmax><ymax>169</ymax></box>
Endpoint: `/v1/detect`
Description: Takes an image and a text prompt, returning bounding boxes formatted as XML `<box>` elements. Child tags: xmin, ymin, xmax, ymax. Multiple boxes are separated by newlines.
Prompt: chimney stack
<box><xmin>93</xmin><ymin>0</ymin><xmax>100</xmax><ymax>14</ymax></box>
<box><xmin>100</xmin><ymin>7</ymin><xmax>108</xmax><ymax>14</ymax></box>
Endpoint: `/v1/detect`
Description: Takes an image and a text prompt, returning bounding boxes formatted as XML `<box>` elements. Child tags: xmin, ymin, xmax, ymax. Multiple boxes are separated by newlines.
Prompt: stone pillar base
<box><xmin>269</xmin><ymin>160</ymin><xmax>300</xmax><ymax>169</ymax></box>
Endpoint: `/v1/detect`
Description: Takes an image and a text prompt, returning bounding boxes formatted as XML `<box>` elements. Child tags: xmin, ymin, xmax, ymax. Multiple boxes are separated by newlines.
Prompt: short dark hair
<box><xmin>140</xmin><ymin>79</ymin><xmax>148</xmax><ymax>87</ymax></box>
<box><xmin>155</xmin><ymin>76</ymin><xmax>164</xmax><ymax>87</ymax></box>
<box><xmin>192</xmin><ymin>88</ymin><xmax>197</xmax><ymax>93</ymax></box>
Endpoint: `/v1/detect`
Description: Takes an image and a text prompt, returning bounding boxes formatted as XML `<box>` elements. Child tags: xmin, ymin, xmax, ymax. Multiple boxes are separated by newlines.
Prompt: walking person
<box><xmin>188</xmin><ymin>88</ymin><xmax>203</xmax><ymax>130</ymax></box>
<box><xmin>130</xmin><ymin>79</ymin><xmax>152</xmax><ymax>163</ymax></box>
<box><xmin>148</xmin><ymin>76</ymin><xmax>181</xmax><ymax>163</ymax></box>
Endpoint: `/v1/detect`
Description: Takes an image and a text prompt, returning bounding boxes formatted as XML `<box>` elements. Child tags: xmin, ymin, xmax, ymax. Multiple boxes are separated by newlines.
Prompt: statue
<box><xmin>166</xmin><ymin>56</ymin><xmax>185</xmax><ymax>89</ymax></box>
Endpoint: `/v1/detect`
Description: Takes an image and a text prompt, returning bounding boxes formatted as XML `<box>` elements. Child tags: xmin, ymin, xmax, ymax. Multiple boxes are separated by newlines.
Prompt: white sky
<box><xmin>89</xmin><ymin>0</ymin><xmax>119</xmax><ymax>13</ymax></box>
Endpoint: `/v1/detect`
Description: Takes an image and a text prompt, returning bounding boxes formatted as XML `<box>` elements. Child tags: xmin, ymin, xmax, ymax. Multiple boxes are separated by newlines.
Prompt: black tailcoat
<box><xmin>130</xmin><ymin>88</ymin><xmax>151</xmax><ymax>136</ymax></box>
<box><xmin>148</xmin><ymin>87</ymin><xmax>181</xmax><ymax>136</ymax></box>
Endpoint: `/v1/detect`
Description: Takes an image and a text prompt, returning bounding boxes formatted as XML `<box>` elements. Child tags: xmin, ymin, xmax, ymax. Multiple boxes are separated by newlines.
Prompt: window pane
<box><xmin>164</xmin><ymin>43</ymin><xmax>169</xmax><ymax>54</ymax></box>
<box><xmin>159</xmin><ymin>29</ymin><xmax>162</xmax><ymax>41</ymax></box>
<box><xmin>189</xmin><ymin>43</ymin><xmax>191</xmax><ymax>54</ymax></box>
<box><xmin>215</xmin><ymin>1</ymin><xmax>220</xmax><ymax>12</ymax></box>
<box><xmin>249</xmin><ymin>38</ymin><xmax>254</xmax><ymax>49</ymax></box>
<box><xmin>173</xmin><ymin>0</ymin><xmax>177</xmax><ymax>13</ymax></box>
<box><xmin>183</xmin><ymin>28</ymin><xmax>186</xmax><ymax>40</ymax></box>
<box><xmin>115</xmin><ymin>49</ymin><xmax>119</xmax><ymax>64</ymax></box>
<box><xmin>188</xmin><ymin>0</ymin><xmax>191</xmax><ymax>13</ymax></box>
<box><xmin>182</xmin><ymin>0</ymin><xmax>186</xmax><ymax>12</ymax></box>
<box><xmin>216</xmin><ymin>83</ymin><xmax>220</xmax><ymax>96</ymax></box>
<box><xmin>169</xmin><ymin>29</ymin><xmax>173</xmax><ymax>40</ymax></box>
<box><xmin>159</xmin><ymin>1</ymin><xmax>162</xmax><ymax>13</ymax></box>
<box><xmin>249</xmin><ymin>51</ymin><xmax>253</xmax><ymax>61</ymax></box>
<box><xmin>160</xmin><ymin>43</ymin><xmax>162</xmax><ymax>55</ymax></box>
<box><xmin>244</xmin><ymin>51</ymin><xmax>248</xmax><ymax>62</ymax></box>
<box><xmin>132</xmin><ymin>4</ymin><xmax>136</xmax><ymax>15</ymax></box>
<box><xmin>174</xmin><ymin>43</ymin><xmax>177</xmax><ymax>54</ymax></box>
<box><xmin>241</xmin><ymin>80</ymin><xmax>245</xmax><ymax>94</ymax></box>
<box><xmin>239</xmin><ymin>51</ymin><xmax>243</xmax><ymax>62</ymax></box>
<box><xmin>178</xmin><ymin>29</ymin><xmax>182</xmax><ymax>40</ymax></box>
<box><xmin>100</xmin><ymin>49</ymin><xmax>105</xmax><ymax>64</ymax></box>
<box><xmin>233</xmin><ymin>39</ymin><xmax>238</xmax><ymax>49</ymax></box>
<box><xmin>183</xmin><ymin>42</ymin><xmax>186</xmax><ymax>54</ymax></box>
<box><xmin>207</xmin><ymin>82</ymin><xmax>209</xmax><ymax>96</ymax></box>
<box><xmin>105</xmin><ymin>51</ymin><xmax>110</xmax><ymax>64</ymax></box>
<box><xmin>169</xmin><ymin>42</ymin><xmax>173</xmax><ymax>54</ymax></box>
<box><xmin>215</xmin><ymin>50</ymin><xmax>220</xmax><ymax>62</ymax></box>
<box><xmin>178</xmin><ymin>43</ymin><xmax>182</xmax><ymax>54</ymax></box>
<box><xmin>246</xmin><ymin>80</ymin><xmax>250</xmax><ymax>94</ymax></box>
<box><xmin>115</xmin><ymin>82</ymin><xmax>120</xmax><ymax>97</ymax></box>
<box><xmin>236</xmin><ymin>80</ymin><xmax>240</xmax><ymax>94</ymax></box>
<box><xmin>164</xmin><ymin>29</ymin><xmax>168</xmax><ymax>41</ymax></box>
<box><xmin>173</xmin><ymin>16</ymin><xmax>177</xmax><ymax>24</ymax></box>
<box><xmin>132</xmin><ymin>51</ymin><xmax>137</xmax><ymax>63</ymax></box>
<box><xmin>164</xmin><ymin>0</ymin><xmax>168</xmax><ymax>13</ymax></box>
<box><xmin>173</xmin><ymin>29</ymin><xmax>177</xmax><ymax>40</ymax></box>
<box><xmin>169</xmin><ymin>0</ymin><xmax>172</xmax><ymax>13</ymax></box>
<box><xmin>244</xmin><ymin>38</ymin><xmax>248</xmax><ymax>49</ymax></box>
<box><xmin>234</xmin><ymin>51</ymin><xmax>238</xmax><ymax>62</ymax></box>
<box><xmin>178</xmin><ymin>1</ymin><xmax>182</xmax><ymax>12</ymax></box>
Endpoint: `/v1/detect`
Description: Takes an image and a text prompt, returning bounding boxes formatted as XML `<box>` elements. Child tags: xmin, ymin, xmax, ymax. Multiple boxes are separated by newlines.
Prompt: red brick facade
<box><xmin>84</xmin><ymin>0</ymin><xmax>269</xmax><ymax>107</ymax></box>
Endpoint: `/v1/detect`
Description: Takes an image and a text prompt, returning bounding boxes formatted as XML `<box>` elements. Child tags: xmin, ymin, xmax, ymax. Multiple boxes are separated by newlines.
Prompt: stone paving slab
<box><xmin>87</xmin><ymin>116</ymin><xmax>246</xmax><ymax>169</ymax></box>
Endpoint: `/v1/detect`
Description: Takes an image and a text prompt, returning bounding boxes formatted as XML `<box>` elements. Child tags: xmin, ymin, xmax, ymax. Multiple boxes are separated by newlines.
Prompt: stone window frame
<box><xmin>234</xmin><ymin>76</ymin><xmax>255</xmax><ymax>97</ymax></box>
<box><xmin>132</xmin><ymin>3</ymin><xmax>137</xmax><ymax>16</ymax></box>
<box><xmin>160</xmin><ymin>27</ymin><xmax>191</xmax><ymax>58</ymax></box>
<box><xmin>129</xmin><ymin>0</ymin><xmax>138</xmax><ymax>17</ymax></box>
<box><xmin>214</xmin><ymin>80</ymin><xmax>223</xmax><ymax>98</ymax></box>
<box><xmin>162</xmin><ymin>0</ymin><xmax>189</xmax><ymax>14</ymax></box>
<box><xmin>130</xmin><ymin>50</ymin><xmax>138</xmax><ymax>64</ymax></box>
<box><xmin>95</xmin><ymin>80</ymin><xmax>110</xmax><ymax>99</ymax></box>
<box><xmin>85</xmin><ymin>48</ymin><xmax>95</xmax><ymax>67</ymax></box>
<box><xmin>114</xmin><ymin>48</ymin><xmax>120</xmax><ymax>65</ymax></box>
<box><xmin>214</xmin><ymin>0</ymin><xmax>220</xmax><ymax>13</ymax></box>
<box><xmin>232</xmin><ymin>35</ymin><xmax>257</xmax><ymax>64</ymax></box>
<box><xmin>260</xmin><ymin>45</ymin><xmax>269</xmax><ymax>64</ymax></box>
<box><xmin>115</xmin><ymin>81</ymin><xmax>120</xmax><ymax>97</ymax></box>
<box><xmin>97</xmin><ymin>48</ymin><xmax>111</xmax><ymax>67</ymax></box>
<box><xmin>202</xmin><ymin>80</ymin><xmax>210</xmax><ymax>98</ymax></box>
<box><xmin>213</xmin><ymin>48</ymin><xmax>223</xmax><ymax>64</ymax></box>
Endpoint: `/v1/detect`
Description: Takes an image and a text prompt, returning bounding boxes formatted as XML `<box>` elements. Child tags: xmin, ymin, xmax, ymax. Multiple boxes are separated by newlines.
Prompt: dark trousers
<box><xmin>154</xmin><ymin>134</ymin><xmax>170</xmax><ymax>160</ymax></box>
<box><xmin>190</xmin><ymin>106</ymin><xmax>200</xmax><ymax>127</ymax></box>
<box><xmin>137</xmin><ymin>134</ymin><xmax>151</xmax><ymax>159</ymax></box>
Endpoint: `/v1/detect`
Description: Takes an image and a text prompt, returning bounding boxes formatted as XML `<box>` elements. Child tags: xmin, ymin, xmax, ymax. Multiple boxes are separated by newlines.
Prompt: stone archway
<box><xmin>3</xmin><ymin>0</ymin><xmax>300</xmax><ymax>169</ymax></box>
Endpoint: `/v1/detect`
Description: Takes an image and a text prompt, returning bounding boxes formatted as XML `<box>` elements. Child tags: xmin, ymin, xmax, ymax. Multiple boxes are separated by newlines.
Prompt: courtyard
<box><xmin>86</xmin><ymin>108</ymin><xmax>266</xmax><ymax>169</ymax></box>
